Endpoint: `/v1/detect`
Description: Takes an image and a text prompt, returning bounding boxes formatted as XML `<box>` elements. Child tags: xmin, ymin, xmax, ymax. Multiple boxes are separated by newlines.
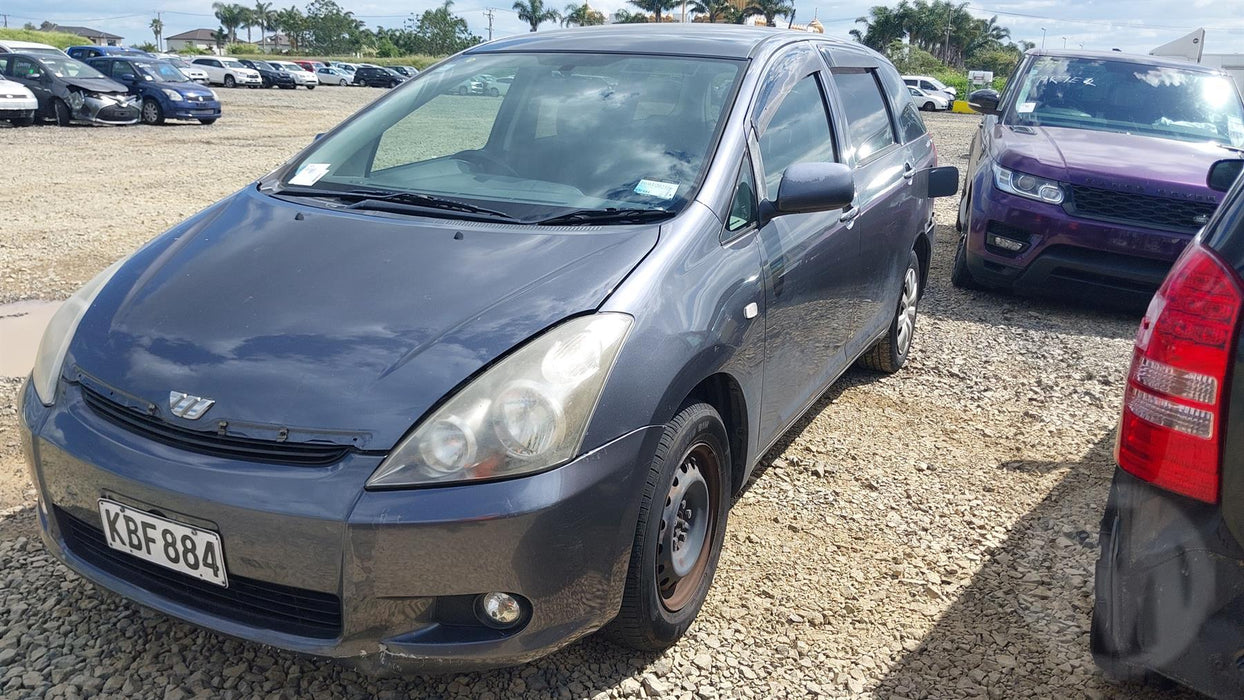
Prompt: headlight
<box><xmin>367</xmin><ymin>313</ymin><xmax>633</xmax><ymax>488</ymax></box>
<box><xmin>162</xmin><ymin>88</ymin><xmax>184</xmax><ymax>101</ymax></box>
<box><xmin>208</xmin><ymin>89</ymin><xmax>219</xmax><ymax>100</ymax></box>
<box><xmin>993</xmin><ymin>164</ymin><xmax>1065</xmax><ymax>205</ymax></box>
<box><xmin>31</xmin><ymin>259</ymin><xmax>125</xmax><ymax>405</ymax></box>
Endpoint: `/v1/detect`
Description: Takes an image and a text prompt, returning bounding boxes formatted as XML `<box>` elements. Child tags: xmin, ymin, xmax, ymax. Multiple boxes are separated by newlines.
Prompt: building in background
<box><xmin>165</xmin><ymin>29</ymin><xmax>220</xmax><ymax>54</ymax></box>
<box><xmin>1151</xmin><ymin>29</ymin><xmax>1244</xmax><ymax>94</ymax></box>
<box><xmin>48</xmin><ymin>25</ymin><xmax>122</xmax><ymax>46</ymax></box>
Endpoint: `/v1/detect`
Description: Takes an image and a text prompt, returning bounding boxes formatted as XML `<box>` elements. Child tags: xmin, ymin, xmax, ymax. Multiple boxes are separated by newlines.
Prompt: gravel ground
<box><xmin>0</xmin><ymin>93</ymin><xmax>1195</xmax><ymax>699</ymax></box>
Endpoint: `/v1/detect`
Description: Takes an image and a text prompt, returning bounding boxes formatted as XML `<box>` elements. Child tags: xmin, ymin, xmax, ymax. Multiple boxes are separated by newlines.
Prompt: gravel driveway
<box><xmin>0</xmin><ymin>91</ymin><xmax>1194</xmax><ymax>698</ymax></box>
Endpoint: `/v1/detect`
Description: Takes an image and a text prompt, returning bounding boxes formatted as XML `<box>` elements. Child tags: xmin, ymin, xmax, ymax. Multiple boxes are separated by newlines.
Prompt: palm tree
<box><xmin>239</xmin><ymin>6</ymin><xmax>255</xmax><ymax>44</ymax></box>
<box><xmin>627</xmin><ymin>0</ymin><xmax>677</xmax><ymax>22</ymax></box>
<box><xmin>742</xmin><ymin>0</ymin><xmax>793</xmax><ymax>27</ymax></box>
<box><xmin>689</xmin><ymin>0</ymin><xmax>734</xmax><ymax>22</ymax></box>
<box><xmin>561</xmin><ymin>2</ymin><xmax>605</xmax><ymax>26</ymax></box>
<box><xmin>274</xmin><ymin>6</ymin><xmax>304</xmax><ymax>52</ymax></box>
<box><xmin>253</xmin><ymin>2</ymin><xmax>276</xmax><ymax>51</ymax></box>
<box><xmin>513</xmin><ymin>0</ymin><xmax>560</xmax><ymax>31</ymax></box>
<box><xmin>212</xmin><ymin>2</ymin><xmax>245</xmax><ymax>42</ymax></box>
<box><xmin>149</xmin><ymin>17</ymin><xmax>164</xmax><ymax>51</ymax></box>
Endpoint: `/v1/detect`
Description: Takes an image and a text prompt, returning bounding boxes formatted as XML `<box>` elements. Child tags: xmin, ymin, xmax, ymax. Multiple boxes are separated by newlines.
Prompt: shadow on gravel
<box><xmin>872</xmin><ymin>433</ymin><xmax>1196</xmax><ymax>699</ymax></box>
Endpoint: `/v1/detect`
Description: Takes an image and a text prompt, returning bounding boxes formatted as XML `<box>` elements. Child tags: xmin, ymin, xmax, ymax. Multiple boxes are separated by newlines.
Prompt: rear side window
<box><xmin>878</xmin><ymin>67</ymin><xmax>928</xmax><ymax>143</ymax></box>
<box><xmin>757</xmin><ymin>74</ymin><xmax>836</xmax><ymax>193</ymax></box>
<box><xmin>831</xmin><ymin>70</ymin><xmax>898</xmax><ymax>162</ymax></box>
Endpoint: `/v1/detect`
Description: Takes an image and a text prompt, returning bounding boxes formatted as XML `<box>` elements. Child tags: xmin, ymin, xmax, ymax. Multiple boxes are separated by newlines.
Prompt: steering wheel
<box><xmin>454</xmin><ymin>150</ymin><xmax>519</xmax><ymax>177</ymax></box>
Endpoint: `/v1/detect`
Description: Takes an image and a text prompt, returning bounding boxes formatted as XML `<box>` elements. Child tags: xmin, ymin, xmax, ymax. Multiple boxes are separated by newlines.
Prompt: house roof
<box><xmin>51</xmin><ymin>25</ymin><xmax>122</xmax><ymax>40</ymax></box>
<box><xmin>166</xmin><ymin>28</ymin><xmax>219</xmax><ymax>42</ymax></box>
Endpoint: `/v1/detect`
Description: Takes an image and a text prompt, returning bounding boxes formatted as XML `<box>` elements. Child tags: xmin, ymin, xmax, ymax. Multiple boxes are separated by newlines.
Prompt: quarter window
<box><xmin>757</xmin><ymin>74</ymin><xmax>836</xmax><ymax>193</ymax></box>
<box><xmin>831</xmin><ymin>70</ymin><xmax>898</xmax><ymax>162</ymax></box>
<box><xmin>725</xmin><ymin>153</ymin><xmax>758</xmax><ymax>236</ymax></box>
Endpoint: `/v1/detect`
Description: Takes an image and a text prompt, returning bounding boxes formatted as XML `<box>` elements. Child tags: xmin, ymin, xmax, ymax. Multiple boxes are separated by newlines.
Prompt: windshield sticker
<box><xmin>290</xmin><ymin>163</ymin><xmax>330</xmax><ymax>186</ymax></box>
<box><xmin>1017</xmin><ymin>102</ymin><xmax>1036</xmax><ymax>113</ymax></box>
<box><xmin>635</xmin><ymin>179</ymin><xmax>679</xmax><ymax>199</ymax></box>
<box><xmin>1230</xmin><ymin>117</ymin><xmax>1244</xmax><ymax>146</ymax></box>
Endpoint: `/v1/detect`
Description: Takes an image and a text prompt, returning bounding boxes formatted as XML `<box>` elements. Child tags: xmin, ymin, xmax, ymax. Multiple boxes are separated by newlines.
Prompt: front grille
<box><xmin>81</xmin><ymin>385</ymin><xmax>352</xmax><ymax>466</ymax></box>
<box><xmin>56</xmin><ymin>507</ymin><xmax>342</xmax><ymax>639</ymax></box>
<box><xmin>1066</xmin><ymin>185</ymin><xmax>1216</xmax><ymax>234</ymax></box>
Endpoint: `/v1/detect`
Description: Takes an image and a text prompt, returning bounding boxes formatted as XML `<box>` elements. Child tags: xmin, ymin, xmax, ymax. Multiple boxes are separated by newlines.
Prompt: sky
<box><xmin>2</xmin><ymin>0</ymin><xmax>1243</xmax><ymax>56</ymax></box>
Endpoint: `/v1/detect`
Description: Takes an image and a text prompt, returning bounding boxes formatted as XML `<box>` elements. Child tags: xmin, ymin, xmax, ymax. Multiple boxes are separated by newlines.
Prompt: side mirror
<box><xmin>968</xmin><ymin>89</ymin><xmax>1001</xmax><ymax>116</ymax></box>
<box><xmin>773</xmin><ymin>162</ymin><xmax>855</xmax><ymax>216</ymax></box>
<box><xmin>1208</xmin><ymin>159</ymin><xmax>1244</xmax><ymax>193</ymax></box>
<box><xmin>927</xmin><ymin>166</ymin><xmax>960</xmax><ymax>198</ymax></box>
<box><xmin>119</xmin><ymin>73</ymin><xmax>136</xmax><ymax>82</ymax></box>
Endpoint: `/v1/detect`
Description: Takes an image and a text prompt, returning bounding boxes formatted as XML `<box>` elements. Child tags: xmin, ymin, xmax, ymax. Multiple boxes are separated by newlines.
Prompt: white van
<box><xmin>901</xmin><ymin>74</ymin><xmax>956</xmax><ymax>99</ymax></box>
<box><xmin>0</xmin><ymin>40</ymin><xmax>68</xmax><ymax>57</ymax></box>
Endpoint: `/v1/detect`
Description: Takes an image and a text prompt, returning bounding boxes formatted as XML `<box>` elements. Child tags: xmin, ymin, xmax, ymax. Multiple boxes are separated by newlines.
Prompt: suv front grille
<box><xmin>1065</xmin><ymin>185</ymin><xmax>1216</xmax><ymax>234</ymax></box>
<box><xmin>80</xmin><ymin>385</ymin><xmax>352</xmax><ymax>466</ymax></box>
<box><xmin>56</xmin><ymin>507</ymin><xmax>342</xmax><ymax>639</ymax></box>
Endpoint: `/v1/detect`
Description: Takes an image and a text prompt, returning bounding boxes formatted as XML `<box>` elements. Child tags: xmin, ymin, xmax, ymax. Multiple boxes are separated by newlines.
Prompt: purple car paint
<box><xmin>954</xmin><ymin>49</ymin><xmax>1244</xmax><ymax>305</ymax></box>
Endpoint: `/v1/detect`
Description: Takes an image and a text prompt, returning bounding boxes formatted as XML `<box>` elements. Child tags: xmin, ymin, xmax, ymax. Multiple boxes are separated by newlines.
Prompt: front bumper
<box><xmin>167</xmin><ymin>99</ymin><xmax>221</xmax><ymax>121</ymax></box>
<box><xmin>77</xmin><ymin>96</ymin><xmax>140</xmax><ymax>125</ymax></box>
<box><xmin>963</xmin><ymin>178</ymin><xmax>1190</xmax><ymax>305</ymax></box>
<box><xmin>0</xmin><ymin>107</ymin><xmax>35</xmax><ymax>120</ymax></box>
<box><xmin>21</xmin><ymin>379</ymin><xmax>657</xmax><ymax>673</ymax></box>
<box><xmin>1094</xmin><ymin>469</ymin><xmax>1244</xmax><ymax>699</ymax></box>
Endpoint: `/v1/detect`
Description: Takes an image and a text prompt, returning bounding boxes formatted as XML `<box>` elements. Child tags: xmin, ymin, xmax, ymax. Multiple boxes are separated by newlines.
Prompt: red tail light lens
<box><xmin>1117</xmin><ymin>242</ymin><xmax>1243</xmax><ymax>503</ymax></box>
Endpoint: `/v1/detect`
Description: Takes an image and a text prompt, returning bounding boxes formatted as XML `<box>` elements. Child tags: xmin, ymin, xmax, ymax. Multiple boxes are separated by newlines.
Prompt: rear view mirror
<box><xmin>927</xmin><ymin>166</ymin><xmax>960</xmax><ymax>198</ymax></box>
<box><xmin>773</xmin><ymin>162</ymin><xmax>854</xmax><ymax>215</ymax></box>
<box><xmin>968</xmin><ymin>89</ymin><xmax>1001</xmax><ymax>116</ymax></box>
<box><xmin>1208</xmin><ymin>159</ymin><xmax>1244</xmax><ymax>193</ymax></box>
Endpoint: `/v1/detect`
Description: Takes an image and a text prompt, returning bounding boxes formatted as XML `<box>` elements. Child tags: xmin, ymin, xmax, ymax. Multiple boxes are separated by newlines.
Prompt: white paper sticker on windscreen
<box><xmin>1017</xmin><ymin>102</ymin><xmax>1036</xmax><ymax>113</ymax></box>
<box><xmin>635</xmin><ymin>179</ymin><xmax>679</xmax><ymax>199</ymax></box>
<box><xmin>290</xmin><ymin>163</ymin><xmax>330</xmax><ymax>186</ymax></box>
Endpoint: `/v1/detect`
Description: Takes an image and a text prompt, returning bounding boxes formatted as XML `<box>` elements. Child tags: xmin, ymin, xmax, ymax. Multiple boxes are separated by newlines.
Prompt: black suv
<box><xmin>239</xmin><ymin>59</ymin><xmax>296</xmax><ymax>89</ymax></box>
<box><xmin>1092</xmin><ymin>158</ymin><xmax>1244</xmax><ymax>697</ymax></box>
<box><xmin>353</xmin><ymin>65</ymin><xmax>403</xmax><ymax>88</ymax></box>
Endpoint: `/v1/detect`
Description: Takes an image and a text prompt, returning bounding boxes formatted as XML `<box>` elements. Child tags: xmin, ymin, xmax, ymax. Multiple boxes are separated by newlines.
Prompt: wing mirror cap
<box><xmin>968</xmin><ymin>89</ymin><xmax>1002</xmax><ymax>116</ymax></box>
<box><xmin>927</xmin><ymin>166</ymin><xmax>960</xmax><ymax>198</ymax></box>
<box><xmin>772</xmin><ymin>162</ymin><xmax>855</xmax><ymax>217</ymax></box>
<box><xmin>1208</xmin><ymin>159</ymin><xmax>1244</xmax><ymax>193</ymax></box>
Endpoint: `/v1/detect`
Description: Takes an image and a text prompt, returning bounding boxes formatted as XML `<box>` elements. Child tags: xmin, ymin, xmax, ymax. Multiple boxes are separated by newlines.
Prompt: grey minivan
<box><xmin>20</xmin><ymin>25</ymin><xmax>957</xmax><ymax>673</ymax></box>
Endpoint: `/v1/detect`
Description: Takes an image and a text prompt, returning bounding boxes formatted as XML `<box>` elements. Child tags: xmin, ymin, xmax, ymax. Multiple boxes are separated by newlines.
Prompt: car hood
<box><xmin>62</xmin><ymin>77</ymin><xmax>128</xmax><ymax>94</ymax></box>
<box><xmin>991</xmin><ymin>124</ymin><xmax>1228</xmax><ymax>195</ymax></box>
<box><xmin>68</xmin><ymin>187</ymin><xmax>659</xmax><ymax>450</ymax></box>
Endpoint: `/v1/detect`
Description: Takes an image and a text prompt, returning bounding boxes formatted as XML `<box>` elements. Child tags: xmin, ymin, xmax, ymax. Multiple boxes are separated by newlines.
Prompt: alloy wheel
<box><xmin>896</xmin><ymin>267</ymin><xmax>919</xmax><ymax>355</ymax></box>
<box><xmin>657</xmin><ymin>442</ymin><xmax>720</xmax><ymax>612</ymax></box>
<box><xmin>142</xmin><ymin>101</ymin><xmax>159</xmax><ymax>124</ymax></box>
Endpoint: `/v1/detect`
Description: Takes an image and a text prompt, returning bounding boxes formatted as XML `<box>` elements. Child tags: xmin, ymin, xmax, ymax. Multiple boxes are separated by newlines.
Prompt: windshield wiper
<box><xmin>534</xmin><ymin>207</ymin><xmax>676</xmax><ymax>226</ymax></box>
<box><xmin>272</xmin><ymin>185</ymin><xmax>516</xmax><ymax>221</ymax></box>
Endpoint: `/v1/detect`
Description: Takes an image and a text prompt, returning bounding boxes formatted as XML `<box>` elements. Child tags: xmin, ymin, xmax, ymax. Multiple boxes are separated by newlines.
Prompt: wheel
<box><xmin>53</xmin><ymin>99</ymin><xmax>72</xmax><ymax>126</ymax></box>
<box><xmin>1090</xmin><ymin>508</ymin><xmax>1153</xmax><ymax>684</ymax></box>
<box><xmin>140</xmin><ymin>98</ymin><xmax>164</xmax><ymax>125</ymax></box>
<box><xmin>458</xmin><ymin>85</ymin><xmax>468</xmax><ymax>95</ymax></box>
<box><xmin>198</xmin><ymin>118</ymin><xmax>217</xmax><ymax>125</ymax></box>
<box><xmin>860</xmin><ymin>251</ymin><xmax>920</xmax><ymax>373</ymax></box>
<box><xmin>261</xmin><ymin>76</ymin><xmax>271</xmax><ymax>88</ymax></box>
<box><xmin>390</xmin><ymin>80</ymin><xmax>399</xmax><ymax>89</ymax></box>
<box><xmin>488</xmin><ymin>87</ymin><xmax>500</xmax><ymax>97</ymax></box>
<box><xmin>607</xmin><ymin>402</ymin><xmax>730</xmax><ymax>651</ymax></box>
<box><xmin>224</xmin><ymin>74</ymin><xmax>236</xmax><ymax>88</ymax></box>
<box><xmin>339</xmin><ymin>79</ymin><xmax>347</xmax><ymax>86</ymax></box>
<box><xmin>920</xmin><ymin>101</ymin><xmax>932</xmax><ymax>111</ymax></box>
<box><xmin>306</xmin><ymin>84</ymin><xmax>315</xmax><ymax>90</ymax></box>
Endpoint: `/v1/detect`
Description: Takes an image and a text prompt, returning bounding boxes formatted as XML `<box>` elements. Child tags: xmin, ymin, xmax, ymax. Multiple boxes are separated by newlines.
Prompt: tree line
<box><xmin>850</xmin><ymin>0</ymin><xmax>1033</xmax><ymax>75</ymax></box>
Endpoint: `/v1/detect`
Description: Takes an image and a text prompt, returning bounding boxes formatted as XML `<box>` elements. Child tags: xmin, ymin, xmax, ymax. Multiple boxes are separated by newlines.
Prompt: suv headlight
<box><xmin>162</xmin><ymin>88</ymin><xmax>184</xmax><ymax>101</ymax></box>
<box><xmin>993</xmin><ymin>165</ymin><xmax>1065</xmax><ymax>204</ymax></box>
<box><xmin>367</xmin><ymin>313</ymin><xmax>633</xmax><ymax>488</ymax></box>
<box><xmin>31</xmin><ymin>259</ymin><xmax>125</xmax><ymax>405</ymax></box>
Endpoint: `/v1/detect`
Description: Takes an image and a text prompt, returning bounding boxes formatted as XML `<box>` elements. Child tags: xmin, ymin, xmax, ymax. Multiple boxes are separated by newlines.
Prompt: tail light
<box><xmin>1117</xmin><ymin>241</ymin><xmax>1243</xmax><ymax>503</ymax></box>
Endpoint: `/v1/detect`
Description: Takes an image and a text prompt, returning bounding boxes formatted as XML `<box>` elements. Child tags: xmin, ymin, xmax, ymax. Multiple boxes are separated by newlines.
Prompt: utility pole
<box><xmin>1040</xmin><ymin>27</ymin><xmax>1046</xmax><ymax>49</ymax></box>
<box><xmin>156</xmin><ymin>11</ymin><xmax>163</xmax><ymax>52</ymax></box>
<box><xmin>1</xmin><ymin>13</ymin><xmax>7</xmax><ymax>28</ymax></box>
<box><xmin>483</xmin><ymin>8</ymin><xmax>495</xmax><ymax>41</ymax></box>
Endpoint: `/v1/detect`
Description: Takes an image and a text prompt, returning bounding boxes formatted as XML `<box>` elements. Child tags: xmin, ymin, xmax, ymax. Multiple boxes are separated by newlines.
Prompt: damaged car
<box><xmin>0</xmin><ymin>53</ymin><xmax>138</xmax><ymax>126</ymax></box>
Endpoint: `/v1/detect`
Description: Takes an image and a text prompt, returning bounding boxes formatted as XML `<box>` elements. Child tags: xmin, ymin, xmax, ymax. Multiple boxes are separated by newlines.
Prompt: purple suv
<box><xmin>954</xmin><ymin>50</ymin><xmax>1244</xmax><ymax>304</ymax></box>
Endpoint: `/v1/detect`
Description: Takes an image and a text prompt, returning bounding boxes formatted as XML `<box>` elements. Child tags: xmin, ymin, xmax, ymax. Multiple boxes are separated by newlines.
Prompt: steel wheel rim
<box><xmin>142</xmin><ymin>102</ymin><xmax>158</xmax><ymax>123</ymax></box>
<box><xmin>657</xmin><ymin>442</ymin><xmax>720</xmax><ymax>612</ymax></box>
<box><xmin>896</xmin><ymin>267</ymin><xmax>919</xmax><ymax>355</ymax></box>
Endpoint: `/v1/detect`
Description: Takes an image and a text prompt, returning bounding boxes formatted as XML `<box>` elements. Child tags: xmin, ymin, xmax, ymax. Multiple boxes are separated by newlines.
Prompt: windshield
<box><xmin>281</xmin><ymin>52</ymin><xmax>742</xmax><ymax>222</ymax></box>
<box><xmin>37</xmin><ymin>56</ymin><xmax>106</xmax><ymax>80</ymax></box>
<box><xmin>222</xmin><ymin>59</ymin><xmax>245</xmax><ymax>69</ymax></box>
<box><xmin>1008</xmin><ymin>56</ymin><xmax>1244</xmax><ymax>147</ymax></box>
<box><xmin>249</xmin><ymin>60</ymin><xmax>274</xmax><ymax>71</ymax></box>
<box><xmin>139</xmin><ymin>61</ymin><xmax>189</xmax><ymax>82</ymax></box>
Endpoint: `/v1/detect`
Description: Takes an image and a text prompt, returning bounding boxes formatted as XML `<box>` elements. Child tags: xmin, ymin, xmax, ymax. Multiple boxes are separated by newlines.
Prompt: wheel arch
<box><xmin>913</xmin><ymin>223</ymin><xmax>932</xmax><ymax>298</ymax></box>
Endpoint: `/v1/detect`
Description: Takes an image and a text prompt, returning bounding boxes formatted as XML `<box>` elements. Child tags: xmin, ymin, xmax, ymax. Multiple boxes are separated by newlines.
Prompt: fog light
<box><xmin>477</xmin><ymin>592</ymin><xmax>524</xmax><ymax>629</ymax></box>
<box><xmin>986</xmin><ymin>232</ymin><xmax>1025</xmax><ymax>253</ymax></box>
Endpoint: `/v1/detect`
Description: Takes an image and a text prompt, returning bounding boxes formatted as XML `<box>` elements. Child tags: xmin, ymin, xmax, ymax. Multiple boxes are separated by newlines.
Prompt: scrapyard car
<box><xmin>20</xmin><ymin>25</ymin><xmax>956</xmax><ymax>673</ymax></box>
<box><xmin>0</xmin><ymin>75</ymin><xmax>38</xmax><ymax>126</ymax></box>
<box><xmin>954</xmin><ymin>49</ymin><xmax>1244</xmax><ymax>305</ymax></box>
<box><xmin>0</xmin><ymin>53</ymin><xmax>138</xmax><ymax>126</ymax></box>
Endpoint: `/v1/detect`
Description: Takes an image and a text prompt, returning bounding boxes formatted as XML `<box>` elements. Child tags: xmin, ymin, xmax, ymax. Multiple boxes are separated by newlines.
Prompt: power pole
<box><xmin>483</xmin><ymin>8</ymin><xmax>496</xmax><ymax>41</ymax></box>
<box><xmin>1</xmin><ymin>14</ymin><xmax>7</xmax><ymax>28</ymax></box>
<box><xmin>156</xmin><ymin>11</ymin><xmax>163</xmax><ymax>52</ymax></box>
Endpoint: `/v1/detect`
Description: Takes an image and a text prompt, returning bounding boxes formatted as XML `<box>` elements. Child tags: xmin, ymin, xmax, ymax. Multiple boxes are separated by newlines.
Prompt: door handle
<box><xmin>903</xmin><ymin>163</ymin><xmax>916</xmax><ymax>183</ymax></box>
<box><xmin>840</xmin><ymin>205</ymin><xmax>860</xmax><ymax>227</ymax></box>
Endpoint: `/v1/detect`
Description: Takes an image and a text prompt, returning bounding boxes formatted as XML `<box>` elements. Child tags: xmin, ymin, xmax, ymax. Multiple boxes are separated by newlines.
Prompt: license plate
<box><xmin>98</xmin><ymin>499</ymin><xmax>228</xmax><ymax>587</ymax></box>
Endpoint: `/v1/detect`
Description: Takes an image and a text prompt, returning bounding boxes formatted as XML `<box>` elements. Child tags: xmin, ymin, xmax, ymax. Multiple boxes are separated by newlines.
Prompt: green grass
<box><xmin>229</xmin><ymin>53</ymin><xmax>444</xmax><ymax>70</ymax></box>
<box><xmin>0</xmin><ymin>28</ymin><xmax>92</xmax><ymax>49</ymax></box>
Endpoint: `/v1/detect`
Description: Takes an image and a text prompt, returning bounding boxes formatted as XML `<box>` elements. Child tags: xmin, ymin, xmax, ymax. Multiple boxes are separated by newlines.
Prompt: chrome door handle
<box><xmin>903</xmin><ymin>163</ymin><xmax>916</xmax><ymax>182</ymax></box>
<box><xmin>840</xmin><ymin>206</ymin><xmax>860</xmax><ymax>226</ymax></box>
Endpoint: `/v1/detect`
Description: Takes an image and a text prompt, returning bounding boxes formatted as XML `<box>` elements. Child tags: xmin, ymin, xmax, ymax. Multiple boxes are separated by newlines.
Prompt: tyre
<box><xmin>489</xmin><ymin>87</ymin><xmax>500</xmax><ymax>97</ymax></box>
<box><xmin>920</xmin><ymin>101</ymin><xmax>932</xmax><ymax>111</ymax></box>
<box><xmin>306</xmin><ymin>84</ymin><xmax>315</xmax><ymax>90</ymax></box>
<box><xmin>140</xmin><ymin>98</ymin><xmax>164</xmax><ymax>125</ymax></box>
<box><xmin>261</xmin><ymin>76</ymin><xmax>271</xmax><ymax>88</ymax></box>
<box><xmin>860</xmin><ymin>251</ymin><xmax>920</xmax><ymax>373</ymax></box>
<box><xmin>198</xmin><ymin>118</ymin><xmax>217</xmax><ymax>125</ymax></box>
<box><xmin>339</xmin><ymin>79</ymin><xmax>347</xmax><ymax>86</ymax></box>
<box><xmin>224</xmin><ymin>74</ymin><xmax>236</xmax><ymax>88</ymax></box>
<box><xmin>607</xmin><ymin>402</ymin><xmax>730</xmax><ymax>651</ymax></box>
<box><xmin>53</xmin><ymin>99</ymin><xmax>72</xmax><ymax>126</ymax></box>
<box><xmin>950</xmin><ymin>233</ymin><xmax>981</xmax><ymax>290</ymax></box>
<box><xmin>955</xmin><ymin>184</ymin><xmax>970</xmax><ymax>232</ymax></box>
<box><xmin>458</xmin><ymin>85</ymin><xmax>468</xmax><ymax>95</ymax></box>
<box><xmin>1090</xmin><ymin>509</ymin><xmax>1153</xmax><ymax>684</ymax></box>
